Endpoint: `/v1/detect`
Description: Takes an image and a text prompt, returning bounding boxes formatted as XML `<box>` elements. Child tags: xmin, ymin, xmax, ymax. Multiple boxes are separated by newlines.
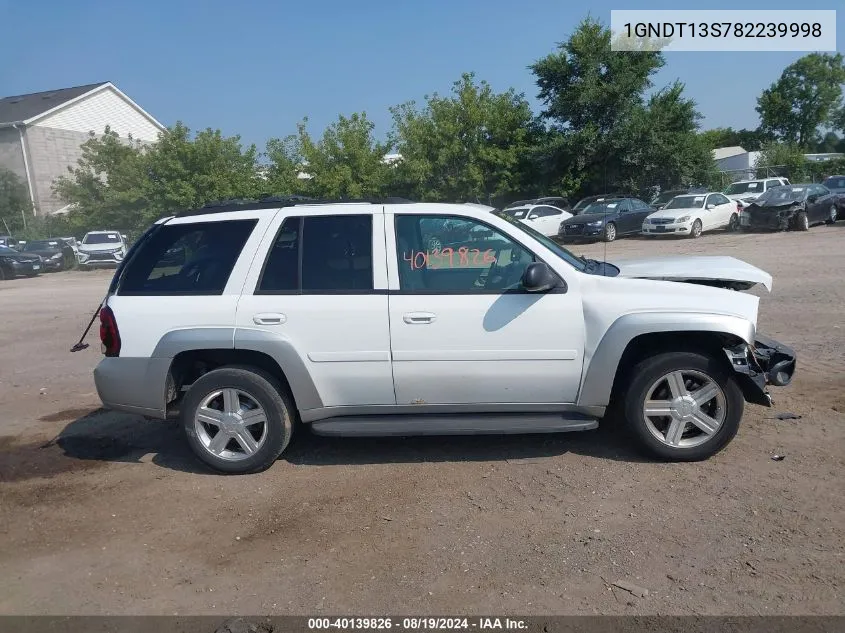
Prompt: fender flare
<box><xmin>577</xmin><ymin>312</ymin><xmax>756</xmax><ymax>407</ymax></box>
<box><xmin>153</xmin><ymin>327</ymin><xmax>323</xmax><ymax>413</ymax></box>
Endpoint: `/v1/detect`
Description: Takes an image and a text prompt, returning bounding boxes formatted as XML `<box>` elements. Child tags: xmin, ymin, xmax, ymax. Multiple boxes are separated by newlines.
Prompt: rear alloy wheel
<box><xmin>796</xmin><ymin>211</ymin><xmax>809</xmax><ymax>231</ymax></box>
<box><xmin>622</xmin><ymin>351</ymin><xmax>743</xmax><ymax>461</ymax></box>
<box><xmin>182</xmin><ymin>366</ymin><xmax>294</xmax><ymax>474</ymax></box>
<box><xmin>826</xmin><ymin>205</ymin><xmax>838</xmax><ymax>225</ymax></box>
<box><xmin>728</xmin><ymin>213</ymin><xmax>739</xmax><ymax>231</ymax></box>
<box><xmin>602</xmin><ymin>222</ymin><xmax>617</xmax><ymax>242</ymax></box>
<box><xmin>689</xmin><ymin>219</ymin><xmax>703</xmax><ymax>238</ymax></box>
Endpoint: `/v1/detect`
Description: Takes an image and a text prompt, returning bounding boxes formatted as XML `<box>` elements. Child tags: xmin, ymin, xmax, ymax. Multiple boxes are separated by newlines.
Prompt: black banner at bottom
<box><xmin>0</xmin><ymin>616</ymin><xmax>843</xmax><ymax>633</ymax></box>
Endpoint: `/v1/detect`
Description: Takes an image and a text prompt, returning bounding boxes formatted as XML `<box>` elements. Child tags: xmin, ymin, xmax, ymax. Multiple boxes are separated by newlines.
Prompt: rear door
<box><xmin>235</xmin><ymin>207</ymin><xmax>395</xmax><ymax>409</ymax></box>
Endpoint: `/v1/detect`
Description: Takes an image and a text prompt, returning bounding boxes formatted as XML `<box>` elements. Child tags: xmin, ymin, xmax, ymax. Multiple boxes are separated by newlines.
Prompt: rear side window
<box><xmin>118</xmin><ymin>220</ymin><xmax>257</xmax><ymax>295</ymax></box>
<box><xmin>258</xmin><ymin>214</ymin><xmax>373</xmax><ymax>293</ymax></box>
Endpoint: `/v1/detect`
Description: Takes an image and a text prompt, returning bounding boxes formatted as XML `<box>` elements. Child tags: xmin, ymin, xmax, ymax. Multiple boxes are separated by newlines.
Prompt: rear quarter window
<box><xmin>117</xmin><ymin>220</ymin><xmax>257</xmax><ymax>295</ymax></box>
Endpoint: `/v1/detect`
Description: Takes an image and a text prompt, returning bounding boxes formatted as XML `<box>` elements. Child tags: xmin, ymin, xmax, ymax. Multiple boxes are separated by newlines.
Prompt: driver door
<box><xmin>385</xmin><ymin>212</ymin><xmax>585</xmax><ymax>405</ymax></box>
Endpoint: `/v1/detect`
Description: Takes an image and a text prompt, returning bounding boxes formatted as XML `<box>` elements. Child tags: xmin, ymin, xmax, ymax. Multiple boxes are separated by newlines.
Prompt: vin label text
<box><xmin>610</xmin><ymin>10</ymin><xmax>836</xmax><ymax>52</ymax></box>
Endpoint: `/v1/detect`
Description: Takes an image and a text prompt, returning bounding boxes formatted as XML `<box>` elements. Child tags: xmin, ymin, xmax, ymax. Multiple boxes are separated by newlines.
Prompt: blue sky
<box><xmin>0</xmin><ymin>0</ymin><xmax>841</xmax><ymax>150</ymax></box>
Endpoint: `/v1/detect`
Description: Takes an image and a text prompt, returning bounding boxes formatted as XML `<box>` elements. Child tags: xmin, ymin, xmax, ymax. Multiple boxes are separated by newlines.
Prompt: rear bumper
<box><xmin>93</xmin><ymin>356</ymin><xmax>171</xmax><ymax>419</ymax></box>
<box><xmin>724</xmin><ymin>334</ymin><xmax>796</xmax><ymax>406</ymax></box>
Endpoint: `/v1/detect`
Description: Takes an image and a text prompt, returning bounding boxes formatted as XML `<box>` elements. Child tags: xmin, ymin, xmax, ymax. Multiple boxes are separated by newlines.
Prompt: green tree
<box><xmin>390</xmin><ymin>72</ymin><xmax>538</xmax><ymax>203</ymax></box>
<box><xmin>756</xmin><ymin>53</ymin><xmax>845</xmax><ymax>148</ymax></box>
<box><xmin>0</xmin><ymin>168</ymin><xmax>32</xmax><ymax>234</ymax></box>
<box><xmin>54</xmin><ymin>123</ymin><xmax>261</xmax><ymax>233</ymax></box>
<box><xmin>263</xmin><ymin>134</ymin><xmax>305</xmax><ymax>196</ymax></box>
<box><xmin>294</xmin><ymin>113</ymin><xmax>390</xmax><ymax>199</ymax></box>
<box><xmin>532</xmin><ymin>18</ymin><xmax>712</xmax><ymax>196</ymax></box>
<box><xmin>699</xmin><ymin>127</ymin><xmax>769</xmax><ymax>151</ymax></box>
<box><xmin>754</xmin><ymin>143</ymin><xmax>809</xmax><ymax>181</ymax></box>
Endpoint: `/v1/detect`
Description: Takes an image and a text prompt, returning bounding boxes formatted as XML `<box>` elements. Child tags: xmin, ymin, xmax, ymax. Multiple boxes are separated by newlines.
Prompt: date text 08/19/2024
<box><xmin>307</xmin><ymin>617</ymin><xmax>528</xmax><ymax>630</ymax></box>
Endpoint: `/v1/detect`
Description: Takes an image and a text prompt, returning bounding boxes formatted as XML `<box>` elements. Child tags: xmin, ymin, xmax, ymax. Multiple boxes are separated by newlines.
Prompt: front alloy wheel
<box><xmin>623</xmin><ymin>351</ymin><xmax>744</xmax><ymax>461</ymax></box>
<box><xmin>690</xmin><ymin>219</ymin><xmax>703</xmax><ymax>238</ymax></box>
<box><xmin>827</xmin><ymin>205</ymin><xmax>838</xmax><ymax>224</ymax></box>
<box><xmin>602</xmin><ymin>222</ymin><xmax>617</xmax><ymax>242</ymax></box>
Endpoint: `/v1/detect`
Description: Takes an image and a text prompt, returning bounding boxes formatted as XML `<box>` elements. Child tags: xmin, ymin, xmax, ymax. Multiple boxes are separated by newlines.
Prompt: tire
<box><xmin>826</xmin><ymin>205</ymin><xmax>838</xmax><ymax>225</ymax></box>
<box><xmin>602</xmin><ymin>222</ymin><xmax>617</xmax><ymax>242</ymax></box>
<box><xmin>728</xmin><ymin>213</ymin><xmax>739</xmax><ymax>232</ymax></box>
<box><xmin>0</xmin><ymin>266</ymin><xmax>6</xmax><ymax>281</ymax></box>
<box><xmin>689</xmin><ymin>219</ymin><xmax>703</xmax><ymax>239</ymax></box>
<box><xmin>621</xmin><ymin>351</ymin><xmax>744</xmax><ymax>462</ymax></box>
<box><xmin>181</xmin><ymin>365</ymin><xmax>295</xmax><ymax>474</ymax></box>
<box><xmin>796</xmin><ymin>211</ymin><xmax>809</xmax><ymax>231</ymax></box>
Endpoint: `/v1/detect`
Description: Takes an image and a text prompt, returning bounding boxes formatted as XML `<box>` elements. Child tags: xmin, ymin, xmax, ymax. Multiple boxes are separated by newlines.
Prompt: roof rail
<box><xmin>176</xmin><ymin>197</ymin><xmax>415</xmax><ymax>218</ymax></box>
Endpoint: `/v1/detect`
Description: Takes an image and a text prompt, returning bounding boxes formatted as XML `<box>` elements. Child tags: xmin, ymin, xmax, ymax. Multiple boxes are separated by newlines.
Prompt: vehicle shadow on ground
<box><xmin>50</xmin><ymin>409</ymin><xmax>649</xmax><ymax>475</ymax></box>
<box><xmin>50</xmin><ymin>408</ymin><xmax>212</xmax><ymax>475</ymax></box>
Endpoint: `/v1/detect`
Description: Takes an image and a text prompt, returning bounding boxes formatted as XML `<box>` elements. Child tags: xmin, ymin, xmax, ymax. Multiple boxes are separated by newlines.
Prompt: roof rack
<box><xmin>176</xmin><ymin>197</ymin><xmax>414</xmax><ymax>218</ymax></box>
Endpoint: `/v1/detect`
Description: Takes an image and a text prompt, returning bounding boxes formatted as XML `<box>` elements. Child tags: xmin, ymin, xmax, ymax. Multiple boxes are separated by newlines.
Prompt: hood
<box><xmin>562</xmin><ymin>212</ymin><xmax>613</xmax><ymax>225</ymax></box>
<box><xmin>79</xmin><ymin>242</ymin><xmax>124</xmax><ymax>253</ymax></box>
<box><xmin>748</xmin><ymin>198</ymin><xmax>801</xmax><ymax>209</ymax></box>
<box><xmin>1</xmin><ymin>252</ymin><xmax>40</xmax><ymax>263</ymax></box>
<box><xmin>725</xmin><ymin>192</ymin><xmax>762</xmax><ymax>202</ymax></box>
<box><xmin>609</xmin><ymin>255</ymin><xmax>772</xmax><ymax>292</ymax></box>
<box><xmin>647</xmin><ymin>207</ymin><xmax>700</xmax><ymax>220</ymax></box>
<box><xmin>24</xmin><ymin>248</ymin><xmax>61</xmax><ymax>258</ymax></box>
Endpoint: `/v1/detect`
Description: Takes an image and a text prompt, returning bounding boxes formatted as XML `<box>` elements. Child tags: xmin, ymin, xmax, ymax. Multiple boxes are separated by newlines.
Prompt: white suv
<box><xmin>77</xmin><ymin>230</ymin><xmax>127</xmax><ymax>268</ymax></box>
<box><xmin>724</xmin><ymin>177</ymin><xmax>790</xmax><ymax>208</ymax></box>
<box><xmin>91</xmin><ymin>199</ymin><xmax>796</xmax><ymax>473</ymax></box>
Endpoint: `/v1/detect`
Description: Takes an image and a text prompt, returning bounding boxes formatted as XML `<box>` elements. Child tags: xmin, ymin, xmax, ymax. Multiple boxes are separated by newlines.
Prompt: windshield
<box><xmin>756</xmin><ymin>186</ymin><xmax>805</xmax><ymax>204</ymax></box>
<box><xmin>0</xmin><ymin>245</ymin><xmax>20</xmax><ymax>255</ymax></box>
<box><xmin>503</xmin><ymin>207</ymin><xmax>530</xmax><ymax>219</ymax></box>
<box><xmin>83</xmin><ymin>233</ymin><xmax>121</xmax><ymax>244</ymax></box>
<box><xmin>724</xmin><ymin>181</ymin><xmax>763</xmax><ymax>195</ymax></box>
<box><xmin>665</xmin><ymin>195</ymin><xmax>706</xmax><ymax>210</ymax></box>
<box><xmin>24</xmin><ymin>240</ymin><xmax>60</xmax><ymax>251</ymax></box>
<box><xmin>822</xmin><ymin>176</ymin><xmax>845</xmax><ymax>190</ymax></box>
<box><xmin>582</xmin><ymin>201</ymin><xmax>622</xmax><ymax>215</ymax></box>
<box><xmin>651</xmin><ymin>190</ymin><xmax>684</xmax><ymax>205</ymax></box>
<box><xmin>497</xmin><ymin>213</ymin><xmax>587</xmax><ymax>272</ymax></box>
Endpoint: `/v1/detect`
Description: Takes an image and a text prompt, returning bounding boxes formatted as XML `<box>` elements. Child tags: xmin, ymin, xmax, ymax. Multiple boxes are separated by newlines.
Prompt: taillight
<box><xmin>99</xmin><ymin>306</ymin><xmax>121</xmax><ymax>357</ymax></box>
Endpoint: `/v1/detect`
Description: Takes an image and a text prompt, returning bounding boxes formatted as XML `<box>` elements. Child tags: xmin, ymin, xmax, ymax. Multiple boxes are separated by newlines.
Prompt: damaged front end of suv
<box><xmin>724</xmin><ymin>334</ymin><xmax>797</xmax><ymax>406</ymax></box>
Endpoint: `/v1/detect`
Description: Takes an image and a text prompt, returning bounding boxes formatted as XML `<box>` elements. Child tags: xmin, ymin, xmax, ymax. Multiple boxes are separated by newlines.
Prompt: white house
<box><xmin>0</xmin><ymin>82</ymin><xmax>165</xmax><ymax>215</ymax></box>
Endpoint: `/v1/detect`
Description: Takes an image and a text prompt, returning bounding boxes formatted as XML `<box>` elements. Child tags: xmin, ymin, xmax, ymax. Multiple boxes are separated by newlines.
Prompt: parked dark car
<box><xmin>821</xmin><ymin>175</ymin><xmax>845</xmax><ymax>215</ymax></box>
<box><xmin>741</xmin><ymin>184</ymin><xmax>838</xmax><ymax>232</ymax></box>
<box><xmin>571</xmin><ymin>193</ymin><xmax>628</xmax><ymax>216</ymax></box>
<box><xmin>559</xmin><ymin>197</ymin><xmax>654</xmax><ymax>242</ymax></box>
<box><xmin>0</xmin><ymin>245</ymin><xmax>41</xmax><ymax>280</ymax></box>
<box><xmin>649</xmin><ymin>187</ymin><xmax>708</xmax><ymax>210</ymax></box>
<box><xmin>505</xmin><ymin>196</ymin><xmax>571</xmax><ymax>211</ymax></box>
<box><xmin>0</xmin><ymin>235</ymin><xmax>20</xmax><ymax>249</ymax></box>
<box><xmin>21</xmin><ymin>239</ymin><xmax>73</xmax><ymax>271</ymax></box>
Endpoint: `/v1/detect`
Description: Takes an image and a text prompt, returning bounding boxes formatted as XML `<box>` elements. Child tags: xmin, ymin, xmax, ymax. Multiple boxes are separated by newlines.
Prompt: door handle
<box><xmin>403</xmin><ymin>312</ymin><xmax>436</xmax><ymax>324</ymax></box>
<box><xmin>253</xmin><ymin>313</ymin><xmax>286</xmax><ymax>325</ymax></box>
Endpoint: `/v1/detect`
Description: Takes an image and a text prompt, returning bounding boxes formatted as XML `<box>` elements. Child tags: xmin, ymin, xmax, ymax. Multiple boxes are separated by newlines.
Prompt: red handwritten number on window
<box><xmin>403</xmin><ymin>248</ymin><xmax>495</xmax><ymax>270</ymax></box>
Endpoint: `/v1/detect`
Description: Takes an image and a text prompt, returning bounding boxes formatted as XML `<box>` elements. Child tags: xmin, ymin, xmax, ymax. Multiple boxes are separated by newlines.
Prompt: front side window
<box><xmin>118</xmin><ymin>220</ymin><xmax>257</xmax><ymax>295</ymax></box>
<box><xmin>395</xmin><ymin>215</ymin><xmax>535</xmax><ymax>293</ymax></box>
<box><xmin>258</xmin><ymin>214</ymin><xmax>373</xmax><ymax>293</ymax></box>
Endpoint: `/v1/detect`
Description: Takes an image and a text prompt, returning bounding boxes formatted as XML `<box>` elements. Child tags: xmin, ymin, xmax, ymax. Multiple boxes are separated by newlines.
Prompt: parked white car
<box><xmin>504</xmin><ymin>204</ymin><xmax>573</xmax><ymax>237</ymax></box>
<box><xmin>77</xmin><ymin>231</ymin><xmax>127</xmax><ymax>268</ymax></box>
<box><xmin>89</xmin><ymin>199</ymin><xmax>796</xmax><ymax>473</ymax></box>
<box><xmin>643</xmin><ymin>193</ymin><xmax>740</xmax><ymax>238</ymax></box>
<box><xmin>724</xmin><ymin>178</ymin><xmax>790</xmax><ymax>208</ymax></box>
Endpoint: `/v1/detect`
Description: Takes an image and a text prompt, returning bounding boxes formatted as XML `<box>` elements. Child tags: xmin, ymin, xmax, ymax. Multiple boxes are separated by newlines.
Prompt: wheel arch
<box><xmin>577</xmin><ymin>313</ymin><xmax>755</xmax><ymax>408</ymax></box>
<box><xmin>158</xmin><ymin>328</ymin><xmax>322</xmax><ymax>417</ymax></box>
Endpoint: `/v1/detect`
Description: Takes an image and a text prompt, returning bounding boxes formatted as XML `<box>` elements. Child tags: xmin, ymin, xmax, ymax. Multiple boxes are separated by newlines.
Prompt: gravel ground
<box><xmin>0</xmin><ymin>225</ymin><xmax>843</xmax><ymax>615</ymax></box>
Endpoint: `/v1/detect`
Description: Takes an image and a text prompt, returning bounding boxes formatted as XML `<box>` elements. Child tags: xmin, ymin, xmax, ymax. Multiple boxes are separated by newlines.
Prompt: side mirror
<box><xmin>527</xmin><ymin>214</ymin><xmax>538</xmax><ymax>220</ymax></box>
<box><xmin>807</xmin><ymin>194</ymin><xmax>817</xmax><ymax>203</ymax></box>
<box><xmin>522</xmin><ymin>262</ymin><xmax>561</xmax><ymax>293</ymax></box>
<box><xmin>706</xmin><ymin>203</ymin><xmax>715</xmax><ymax>209</ymax></box>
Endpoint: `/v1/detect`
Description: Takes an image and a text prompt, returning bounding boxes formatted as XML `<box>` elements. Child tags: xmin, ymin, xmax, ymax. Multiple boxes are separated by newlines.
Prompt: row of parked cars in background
<box><xmin>502</xmin><ymin>174</ymin><xmax>845</xmax><ymax>242</ymax></box>
<box><xmin>0</xmin><ymin>230</ymin><xmax>128</xmax><ymax>280</ymax></box>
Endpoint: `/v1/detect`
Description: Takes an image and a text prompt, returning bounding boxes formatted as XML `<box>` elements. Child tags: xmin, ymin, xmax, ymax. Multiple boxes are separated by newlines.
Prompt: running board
<box><xmin>309</xmin><ymin>413</ymin><xmax>599</xmax><ymax>437</ymax></box>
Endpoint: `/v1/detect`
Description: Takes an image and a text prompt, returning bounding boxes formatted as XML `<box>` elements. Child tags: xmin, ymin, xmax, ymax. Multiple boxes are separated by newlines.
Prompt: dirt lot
<box><xmin>1</xmin><ymin>226</ymin><xmax>843</xmax><ymax>616</ymax></box>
